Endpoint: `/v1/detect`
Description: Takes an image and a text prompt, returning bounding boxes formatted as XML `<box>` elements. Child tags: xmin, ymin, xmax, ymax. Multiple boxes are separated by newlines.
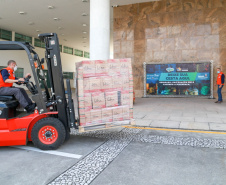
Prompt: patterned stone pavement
<box><xmin>49</xmin><ymin>128</ymin><xmax>141</xmax><ymax>185</ymax></box>
<box><xmin>48</xmin><ymin>128</ymin><xmax>226</xmax><ymax>185</ymax></box>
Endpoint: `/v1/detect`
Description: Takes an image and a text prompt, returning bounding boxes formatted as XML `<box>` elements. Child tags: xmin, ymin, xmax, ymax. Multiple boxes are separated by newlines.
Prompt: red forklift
<box><xmin>0</xmin><ymin>33</ymin><xmax>76</xmax><ymax>150</ymax></box>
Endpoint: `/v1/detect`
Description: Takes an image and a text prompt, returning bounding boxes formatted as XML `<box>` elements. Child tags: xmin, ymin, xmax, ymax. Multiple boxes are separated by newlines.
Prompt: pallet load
<box><xmin>76</xmin><ymin>58</ymin><xmax>134</xmax><ymax>132</ymax></box>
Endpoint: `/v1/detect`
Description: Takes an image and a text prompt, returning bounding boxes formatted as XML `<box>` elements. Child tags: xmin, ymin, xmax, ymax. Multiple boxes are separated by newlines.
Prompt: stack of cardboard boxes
<box><xmin>76</xmin><ymin>58</ymin><xmax>133</xmax><ymax>127</ymax></box>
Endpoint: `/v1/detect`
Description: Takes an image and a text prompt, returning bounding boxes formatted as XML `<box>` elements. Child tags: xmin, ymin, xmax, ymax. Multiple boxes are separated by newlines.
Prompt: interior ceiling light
<box><xmin>19</xmin><ymin>11</ymin><xmax>26</xmax><ymax>15</ymax></box>
<box><xmin>36</xmin><ymin>30</ymin><xmax>40</xmax><ymax>32</ymax></box>
<box><xmin>28</xmin><ymin>21</ymin><xmax>34</xmax><ymax>25</ymax></box>
<box><xmin>83</xmin><ymin>31</ymin><xmax>87</xmax><ymax>34</ymax></box>
<box><xmin>82</xmin><ymin>24</ymin><xmax>87</xmax><ymax>26</ymax></box>
<box><xmin>82</xmin><ymin>13</ymin><xmax>88</xmax><ymax>16</ymax></box>
<box><xmin>61</xmin><ymin>33</ymin><xmax>65</xmax><ymax>36</ymax></box>
<box><xmin>112</xmin><ymin>5</ymin><xmax>119</xmax><ymax>8</ymax></box>
<box><xmin>58</xmin><ymin>27</ymin><xmax>63</xmax><ymax>30</ymax></box>
<box><xmin>48</xmin><ymin>6</ymin><xmax>55</xmax><ymax>9</ymax></box>
<box><xmin>83</xmin><ymin>37</ymin><xmax>87</xmax><ymax>39</ymax></box>
<box><xmin>53</xmin><ymin>18</ymin><xmax>60</xmax><ymax>21</ymax></box>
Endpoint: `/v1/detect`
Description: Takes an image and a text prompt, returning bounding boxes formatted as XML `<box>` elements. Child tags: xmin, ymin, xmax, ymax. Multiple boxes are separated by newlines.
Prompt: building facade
<box><xmin>113</xmin><ymin>0</ymin><xmax>226</xmax><ymax>97</ymax></box>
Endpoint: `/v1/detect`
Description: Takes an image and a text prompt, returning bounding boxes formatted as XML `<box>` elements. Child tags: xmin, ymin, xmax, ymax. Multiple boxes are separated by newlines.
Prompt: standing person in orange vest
<box><xmin>0</xmin><ymin>60</ymin><xmax>36</xmax><ymax>112</ymax></box>
<box><xmin>215</xmin><ymin>68</ymin><xmax>225</xmax><ymax>103</ymax></box>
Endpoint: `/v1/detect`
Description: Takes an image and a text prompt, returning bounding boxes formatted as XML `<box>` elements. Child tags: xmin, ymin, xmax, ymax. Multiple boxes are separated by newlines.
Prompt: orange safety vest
<box><xmin>0</xmin><ymin>67</ymin><xmax>16</xmax><ymax>87</ymax></box>
<box><xmin>217</xmin><ymin>72</ymin><xmax>224</xmax><ymax>85</ymax></box>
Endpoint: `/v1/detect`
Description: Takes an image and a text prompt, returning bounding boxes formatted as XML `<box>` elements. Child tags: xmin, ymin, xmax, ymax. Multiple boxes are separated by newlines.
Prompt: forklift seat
<box><xmin>0</xmin><ymin>95</ymin><xmax>19</xmax><ymax>108</ymax></box>
<box><xmin>0</xmin><ymin>95</ymin><xmax>15</xmax><ymax>101</ymax></box>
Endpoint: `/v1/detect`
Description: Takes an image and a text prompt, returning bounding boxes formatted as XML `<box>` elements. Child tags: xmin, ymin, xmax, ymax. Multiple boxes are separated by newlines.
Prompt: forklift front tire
<box><xmin>31</xmin><ymin>117</ymin><xmax>66</xmax><ymax>150</ymax></box>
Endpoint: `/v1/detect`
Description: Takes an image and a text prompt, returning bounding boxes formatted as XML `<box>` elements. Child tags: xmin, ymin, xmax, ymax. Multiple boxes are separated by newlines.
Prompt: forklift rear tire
<box><xmin>31</xmin><ymin>117</ymin><xmax>66</xmax><ymax>150</ymax></box>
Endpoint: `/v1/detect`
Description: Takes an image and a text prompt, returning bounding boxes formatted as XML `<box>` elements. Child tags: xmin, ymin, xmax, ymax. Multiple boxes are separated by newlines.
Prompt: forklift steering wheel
<box><xmin>23</xmin><ymin>76</ymin><xmax>38</xmax><ymax>95</ymax></box>
<box><xmin>24</xmin><ymin>76</ymin><xmax>31</xmax><ymax>84</ymax></box>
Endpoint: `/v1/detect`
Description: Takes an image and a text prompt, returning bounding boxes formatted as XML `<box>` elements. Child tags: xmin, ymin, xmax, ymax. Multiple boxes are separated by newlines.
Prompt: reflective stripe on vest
<box><xmin>0</xmin><ymin>67</ymin><xmax>15</xmax><ymax>87</ymax></box>
<box><xmin>217</xmin><ymin>72</ymin><xmax>224</xmax><ymax>85</ymax></box>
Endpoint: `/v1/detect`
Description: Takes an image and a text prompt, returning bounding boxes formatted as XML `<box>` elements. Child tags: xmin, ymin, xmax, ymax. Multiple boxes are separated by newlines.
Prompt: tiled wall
<box><xmin>113</xmin><ymin>0</ymin><xmax>226</xmax><ymax>97</ymax></box>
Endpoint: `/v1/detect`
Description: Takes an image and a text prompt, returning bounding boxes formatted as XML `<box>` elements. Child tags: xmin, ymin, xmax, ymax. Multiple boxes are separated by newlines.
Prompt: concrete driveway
<box><xmin>1</xmin><ymin>97</ymin><xmax>226</xmax><ymax>185</ymax></box>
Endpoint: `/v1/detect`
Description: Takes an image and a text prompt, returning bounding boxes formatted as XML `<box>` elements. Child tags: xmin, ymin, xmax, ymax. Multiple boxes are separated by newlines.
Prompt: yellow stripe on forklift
<box><xmin>124</xmin><ymin>126</ymin><xmax>226</xmax><ymax>135</ymax></box>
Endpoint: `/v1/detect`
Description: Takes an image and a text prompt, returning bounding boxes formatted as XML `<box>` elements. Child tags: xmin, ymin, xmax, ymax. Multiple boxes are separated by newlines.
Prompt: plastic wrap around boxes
<box><xmin>76</xmin><ymin>58</ymin><xmax>133</xmax><ymax>131</ymax></box>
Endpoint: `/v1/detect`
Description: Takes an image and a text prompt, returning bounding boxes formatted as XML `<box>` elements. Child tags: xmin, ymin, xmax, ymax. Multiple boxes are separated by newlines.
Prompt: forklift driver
<box><xmin>0</xmin><ymin>60</ymin><xmax>36</xmax><ymax>113</ymax></box>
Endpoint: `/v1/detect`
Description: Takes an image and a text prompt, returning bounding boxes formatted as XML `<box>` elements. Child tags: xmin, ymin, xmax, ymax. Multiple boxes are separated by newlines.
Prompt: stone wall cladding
<box><xmin>113</xmin><ymin>0</ymin><xmax>226</xmax><ymax>97</ymax></box>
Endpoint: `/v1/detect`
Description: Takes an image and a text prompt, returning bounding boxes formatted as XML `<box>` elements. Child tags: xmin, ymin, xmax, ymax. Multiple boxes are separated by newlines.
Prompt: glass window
<box><xmin>0</xmin><ymin>66</ymin><xmax>6</xmax><ymax>70</ymax></box>
<box><xmin>63</xmin><ymin>46</ymin><xmax>73</xmax><ymax>55</ymax></box>
<box><xmin>15</xmin><ymin>68</ymin><xmax>24</xmax><ymax>78</ymax></box>
<box><xmin>34</xmin><ymin>38</ymin><xmax>45</xmax><ymax>48</ymax></box>
<box><xmin>34</xmin><ymin>38</ymin><xmax>41</xmax><ymax>47</ymax></box>
<box><xmin>15</xmin><ymin>33</ymin><xmax>32</xmax><ymax>43</ymax></box>
<box><xmin>59</xmin><ymin>45</ymin><xmax>62</xmax><ymax>52</ymax></box>
<box><xmin>84</xmin><ymin>52</ymin><xmax>90</xmax><ymax>58</ymax></box>
<box><xmin>74</xmin><ymin>49</ymin><xmax>83</xmax><ymax>57</ymax></box>
<box><xmin>63</xmin><ymin>72</ymin><xmax>74</xmax><ymax>79</ymax></box>
<box><xmin>0</xmin><ymin>66</ymin><xmax>24</xmax><ymax>78</ymax></box>
<box><xmin>0</xmin><ymin>29</ymin><xmax>12</xmax><ymax>41</ymax></box>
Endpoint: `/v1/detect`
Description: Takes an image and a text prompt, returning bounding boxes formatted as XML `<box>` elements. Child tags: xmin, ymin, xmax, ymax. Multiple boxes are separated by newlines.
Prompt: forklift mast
<box><xmin>0</xmin><ymin>34</ymin><xmax>76</xmax><ymax>131</ymax></box>
<box><xmin>38</xmin><ymin>33</ymin><xmax>76</xmax><ymax>130</ymax></box>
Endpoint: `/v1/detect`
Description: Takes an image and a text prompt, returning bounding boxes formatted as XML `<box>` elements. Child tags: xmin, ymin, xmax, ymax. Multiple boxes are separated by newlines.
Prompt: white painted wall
<box><xmin>0</xmin><ymin>38</ymin><xmax>84</xmax><ymax>88</ymax></box>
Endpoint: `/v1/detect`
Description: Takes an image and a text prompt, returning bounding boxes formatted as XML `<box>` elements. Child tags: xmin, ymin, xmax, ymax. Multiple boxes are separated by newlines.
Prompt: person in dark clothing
<box><xmin>0</xmin><ymin>60</ymin><xmax>36</xmax><ymax>113</ymax></box>
<box><xmin>215</xmin><ymin>68</ymin><xmax>225</xmax><ymax>103</ymax></box>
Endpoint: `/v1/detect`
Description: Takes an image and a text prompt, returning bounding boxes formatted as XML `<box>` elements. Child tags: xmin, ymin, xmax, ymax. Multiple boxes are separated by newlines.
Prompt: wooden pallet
<box><xmin>79</xmin><ymin>119</ymin><xmax>135</xmax><ymax>133</ymax></box>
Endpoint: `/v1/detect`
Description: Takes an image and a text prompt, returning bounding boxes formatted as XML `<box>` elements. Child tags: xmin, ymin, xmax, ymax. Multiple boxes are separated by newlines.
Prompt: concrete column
<box><xmin>90</xmin><ymin>0</ymin><xmax>110</xmax><ymax>60</ymax></box>
<box><xmin>32</xmin><ymin>37</ymin><xmax>35</xmax><ymax>45</ymax></box>
<box><xmin>12</xmin><ymin>31</ymin><xmax>15</xmax><ymax>41</ymax></box>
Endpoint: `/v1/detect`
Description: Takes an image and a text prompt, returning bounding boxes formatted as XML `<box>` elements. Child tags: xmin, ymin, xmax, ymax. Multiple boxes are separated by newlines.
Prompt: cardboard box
<box><xmin>78</xmin><ymin>99</ymin><xmax>85</xmax><ymax>108</ymax></box>
<box><xmin>91</xmin><ymin>109</ymin><xmax>102</xmax><ymax>124</ymax></box>
<box><xmin>129</xmin><ymin>109</ymin><xmax>133</xmax><ymax>119</ymax></box>
<box><xmin>82</xmin><ymin>60</ymin><xmax>95</xmax><ymax>77</ymax></box>
<box><xmin>122</xmin><ymin>106</ymin><xmax>130</xmax><ymax>120</ymax></box>
<box><xmin>122</xmin><ymin>75</ymin><xmax>129</xmax><ymax>90</ymax></box>
<box><xmin>121</xmin><ymin>90</ymin><xmax>130</xmax><ymax>105</ymax></box>
<box><xmin>107</xmin><ymin>59</ymin><xmax>120</xmax><ymax>76</ymax></box>
<box><xmin>112</xmin><ymin>75</ymin><xmax>122</xmax><ymax>90</ymax></box>
<box><xmin>79</xmin><ymin>107</ymin><xmax>85</xmax><ymax>114</ymax></box>
<box><xmin>95</xmin><ymin>60</ymin><xmax>107</xmax><ymax>76</ymax></box>
<box><xmin>113</xmin><ymin>107</ymin><xmax>123</xmax><ymax>122</ymax></box>
<box><xmin>89</xmin><ymin>77</ymin><xmax>101</xmax><ymax>92</ymax></box>
<box><xmin>83</xmin><ymin>78</ymin><xmax>90</xmax><ymax>93</ymax></box>
<box><xmin>118</xmin><ymin>91</ymin><xmax>121</xmax><ymax>106</ymax></box>
<box><xmin>77</xmin><ymin>77</ymin><xmax>84</xmax><ymax>94</ymax></box>
<box><xmin>79</xmin><ymin>115</ymin><xmax>86</xmax><ymax>126</ymax></box>
<box><xmin>77</xmin><ymin>66</ymin><xmax>83</xmax><ymax>77</ymax></box>
<box><xmin>85</xmin><ymin>111</ymin><xmax>91</xmax><ymax>125</ymax></box>
<box><xmin>129</xmin><ymin>92</ymin><xmax>133</xmax><ymax>107</ymax></box>
<box><xmin>77</xmin><ymin>58</ymin><xmax>134</xmax><ymax>127</ymax></box>
<box><xmin>84</xmin><ymin>93</ymin><xmax>92</xmax><ymax>110</ymax></box>
<box><xmin>101</xmin><ymin>76</ymin><xmax>112</xmax><ymax>90</ymax></box>
<box><xmin>105</xmin><ymin>91</ymin><xmax>118</xmax><ymax>107</ymax></box>
<box><xmin>120</xmin><ymin>59</ymin><xmax>129</xmax><ymax>75</ymax></box>
<box><xmin>102</xmin><ymin>108</ymin><xmax>113</xmax><ymax>123</ymax></box>
<box><xmin>92</xmin><ymin>92</ymin><xmax>106</xmax><ymax>109</ymax></box>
